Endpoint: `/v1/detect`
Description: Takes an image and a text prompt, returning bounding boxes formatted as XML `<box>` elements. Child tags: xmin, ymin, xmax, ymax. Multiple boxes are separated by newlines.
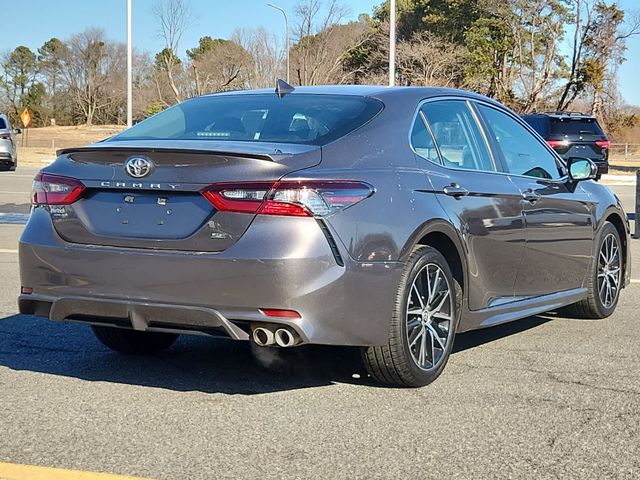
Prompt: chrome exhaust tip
<box><xmin>252</xmin><ymin>327</ymin><xmax>275</xmax><ymax>346</ymax></box>
<box><xmin>274</xmin><ymin>328</ymin><xmax>297</xmax><ymax>348</ymax></box>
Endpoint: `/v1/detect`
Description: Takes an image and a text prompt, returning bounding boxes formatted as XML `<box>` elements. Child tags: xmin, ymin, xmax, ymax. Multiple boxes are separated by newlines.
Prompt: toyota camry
<box><xmin>18</xmin><ymin>83</ymin><xmax>631</xmax><ymax>387</ymax></box>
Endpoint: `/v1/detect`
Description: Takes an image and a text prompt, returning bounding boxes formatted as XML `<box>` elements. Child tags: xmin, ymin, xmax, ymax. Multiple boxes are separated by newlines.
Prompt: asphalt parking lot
<box><xmin>0</xmin><ymin>168</ymin><xmax>639</xmax><ymax>479</ymax></box>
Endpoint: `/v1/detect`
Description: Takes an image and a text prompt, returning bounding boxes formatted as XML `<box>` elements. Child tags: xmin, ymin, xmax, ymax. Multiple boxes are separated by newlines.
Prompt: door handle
<box><xmin>443</xmin><ymin>184</ymin><xmax>469</xmax><ymax>198</ymax></box>
<box><xmin>522</xmin><ymin>190</ymin><xmax>541</xmax><ymax>203</ymax></box>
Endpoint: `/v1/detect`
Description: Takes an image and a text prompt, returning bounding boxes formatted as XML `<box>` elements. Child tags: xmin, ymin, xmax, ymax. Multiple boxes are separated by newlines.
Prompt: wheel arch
<box><xmin>603</xmin><ymin>211</ymin><xmax>629</xmax><ymax>284</ymax></box>
<box><xmin>402</xmin><ymin>220</ymin><xmax>467</xmax><ymax>298</ymax></box>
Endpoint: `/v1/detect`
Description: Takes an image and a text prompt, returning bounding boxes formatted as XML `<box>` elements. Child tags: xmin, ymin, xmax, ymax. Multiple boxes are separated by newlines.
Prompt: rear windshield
<box><xmin>550</xmin><ymin>118</ymin><xmax>604</xmax><ymax>136</ymax></box>
<box><xmin>521</xmin><ymin>116</ymin><xmax>549</xmax><ymax>137</ymax></box>
<box><xmin>110</xmin><ymin>94</ymin><xmax>383</xmax><ymax>146</ymax></box>
<box><xmin>0</xmin><ymin>118</ymin><xmax>7</xmax><ymax>129</ymax></box>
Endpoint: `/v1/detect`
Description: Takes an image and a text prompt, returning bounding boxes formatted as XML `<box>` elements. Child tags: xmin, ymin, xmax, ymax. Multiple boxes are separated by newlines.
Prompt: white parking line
<box><xmin>0</xmin><ymin>249</ymin><xmax>18</xmax><ymax>254</ymax></box>
<box><xmin>631</xmin><ymin>279</ymin><xmax>640</xmax><ymax>284</ymax></box>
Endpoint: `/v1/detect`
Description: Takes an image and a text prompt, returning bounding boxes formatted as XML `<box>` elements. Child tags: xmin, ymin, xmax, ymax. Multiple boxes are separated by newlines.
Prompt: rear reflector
<box><xmin>32</xmin><ymin>173</ymin><xmax>86</xmax><ymax>205</ymax></box>
<box><xmin>260</xmin><ymin>308</ymin><xmax>302</xmax><ymax>319</ymax></box>
<box><xmin>595</xmin><ymin>140</ymin><xmax>610</xmax><ymax>148</ymax></box>
<box><xmin>21</xmin><ymin>287</ymin><xmax>33</xmax><ymax>295</ymax></box>
<box><xmin>201</xmin><ymin>180</ymin><xmax>374</xmax><ymax>217</ymax></box>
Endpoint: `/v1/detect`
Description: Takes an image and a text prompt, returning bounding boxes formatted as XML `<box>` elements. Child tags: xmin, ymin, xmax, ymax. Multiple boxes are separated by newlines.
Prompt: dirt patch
<box><xmin>17</xmin><ymin>125</ymin><xmax>125</xmax><ymax>166</ymax></box>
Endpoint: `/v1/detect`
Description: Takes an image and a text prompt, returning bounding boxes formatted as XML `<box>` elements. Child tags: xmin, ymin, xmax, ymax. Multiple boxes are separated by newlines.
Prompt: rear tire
<box><xmin>563</xmin><ymin>221</ymin><xmax>622</xmax><ymax>319</ymax></box>
<box><xmin>362</xmin><ymin>246</ymin><xmax>462</xmax><ymax>387</ymax></box>
<box><xmin>92</xmin><ymin>326</ymin><xmax>178</xmax><ymax>354</ymax></box>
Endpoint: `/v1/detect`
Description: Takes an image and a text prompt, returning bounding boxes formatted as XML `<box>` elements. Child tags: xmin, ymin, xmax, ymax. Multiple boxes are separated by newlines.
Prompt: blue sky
<box><xmin>1</xmin><ymin>0</ymin><xmax>639</xmax><ymax>105</ymax></box>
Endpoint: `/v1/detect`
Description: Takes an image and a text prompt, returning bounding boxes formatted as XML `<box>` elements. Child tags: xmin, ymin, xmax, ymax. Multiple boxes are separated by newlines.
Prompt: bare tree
<box><xmin>509</xmin><ymin>0</ymin><xmax>568</xmax><ymax>112</ymax></box>
<box><xmin>585</xmin><ymin>4</ymin><xmax>640</xmax><ymax>119</ymax></box>
<box><xmin>187</xmin><ymin>37</ymin><xmax>252</xmax><ymax>95</ymax></box>
<box><xmin>291</xmin><ymin>0</ymin><xmax>362</xmax><ymax>85</ymax></box>
<box><xmin>60</xmin><ymin>29</ymin><xmax>126</xmax><ymax>125</ymax></box>
<box><xmin>233</xmin><ymin>27</ymin><xmax>285</xmax><ymax>88</ymax></box>
<box><xmin>396</xmin><ymin>32</ymin><xmax>465</xmax><ymax>87</ymax></box>
<box><xmin>556</xmin><ymin>0</ymin><xmax>597</xmax><ymax>111</ymax></box>
<box><xmin>152</xmin><ymin>0</ymin><xmax>194</xmax><ymax>103</ymax></box>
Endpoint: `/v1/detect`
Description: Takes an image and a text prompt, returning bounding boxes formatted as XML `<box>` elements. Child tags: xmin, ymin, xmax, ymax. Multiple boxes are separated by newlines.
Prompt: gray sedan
<box><xmin>18</xmin><ymin>85</ymin><xmax>631</xmax><ymax>387</ymax></box>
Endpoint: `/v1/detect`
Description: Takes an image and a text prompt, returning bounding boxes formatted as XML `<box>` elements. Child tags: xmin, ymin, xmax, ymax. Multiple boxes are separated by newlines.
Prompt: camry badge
<box><xmin>125</xmin><ymin>157</ymin><xmax>153</xmax><ymax>178</ymax></box>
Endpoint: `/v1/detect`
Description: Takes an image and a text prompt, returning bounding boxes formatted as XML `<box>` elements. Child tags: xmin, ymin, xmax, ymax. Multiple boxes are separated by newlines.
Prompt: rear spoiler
<box><xmin>56</xmin><ymin>145</ymin><xmax>276</xmax><ymax>162</ymax></box>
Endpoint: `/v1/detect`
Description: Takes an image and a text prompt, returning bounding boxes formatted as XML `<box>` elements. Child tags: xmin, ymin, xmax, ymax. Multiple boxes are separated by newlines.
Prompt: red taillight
<box><xmin>595</xmin><ymin>140</ymin><xmax>610</xmax><ymax>148</ymax></box>
<box><xmin>32</xmin><ymin>173</ymin><xmax>86</xmax><ymax>205</ymax></box>
<box><xmin>201</xmin><ymin>182</ymin><xmax>274</xmax><ymax>214</ymax></box>
<box><xmin>260</xmin><ymin>308</ymin><xmax>302</xmax><ymax>319</ymax></box>
<box><xmin>546</xmin><ymin>140</ymin><xmax>569</xmax><ymax>148</ymax></box>
<box><xmin>201</xmin><ymin>180</ymin><xmax>374</xmax><ymax>217</ymax></box>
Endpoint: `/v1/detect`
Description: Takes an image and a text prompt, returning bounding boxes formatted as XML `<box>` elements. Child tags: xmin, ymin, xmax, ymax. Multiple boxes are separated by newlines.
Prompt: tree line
<box><xmin>1</xmin><ymin>0</ymin><xmax>637</xmax><ymax>136</ymax></box>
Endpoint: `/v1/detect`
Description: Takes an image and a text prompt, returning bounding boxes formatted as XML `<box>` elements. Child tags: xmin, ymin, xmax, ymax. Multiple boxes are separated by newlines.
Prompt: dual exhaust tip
<box><xmin>252</xmin><ymin>326</ymin><xmax>298</xmax><ymax>347</ymax></box>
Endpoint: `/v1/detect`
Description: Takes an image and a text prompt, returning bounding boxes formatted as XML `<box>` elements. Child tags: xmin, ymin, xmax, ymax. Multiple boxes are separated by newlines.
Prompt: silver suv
<box><xmin>0</xmin><ymin>113</ymin><xmax>20</xmax><ymax>171</ymax></box>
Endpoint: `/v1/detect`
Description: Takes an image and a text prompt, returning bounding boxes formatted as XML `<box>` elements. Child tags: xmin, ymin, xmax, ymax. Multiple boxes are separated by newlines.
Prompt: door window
<box><xmin>419</xmin><ymin>100</ymin><xmax>495</xmax><ymax>172</ymax></box>
<box><xmin>478</xmin><ymin>105</ymin><xmax>562</xmax><ymax>179</ymax></box>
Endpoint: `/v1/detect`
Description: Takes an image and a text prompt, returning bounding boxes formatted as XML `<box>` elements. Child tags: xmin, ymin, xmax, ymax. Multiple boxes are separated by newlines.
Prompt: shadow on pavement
<box><xmin>0</xmin><ymin>313</ymin><xmax>551</xmax><ymax>393</ymax></box>
<box><xmin>453</xmin><ymin>315</ymin><xmax>550</xmax><ymax>353</ymax></box>
<box><xmin>0</xmin><ymin>314</ymin><xmax>369</xmax><ymax>394</ymax></box>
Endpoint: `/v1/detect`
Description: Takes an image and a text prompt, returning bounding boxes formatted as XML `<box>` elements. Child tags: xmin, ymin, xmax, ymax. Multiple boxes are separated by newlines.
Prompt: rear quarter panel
<box><xmin>296</xmin><ymin>89</ymin><xmax>457</xmax><ymax>264</ymax></box>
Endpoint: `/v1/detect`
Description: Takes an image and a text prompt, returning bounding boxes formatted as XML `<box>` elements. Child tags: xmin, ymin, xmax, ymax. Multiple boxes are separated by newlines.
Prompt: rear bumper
<box><xmin>0</xmin><ymin>140</ymin><xmax>14</xmax><ymax>160</ymax></box>
<box><xmin>19</xmin><ymin>208</ymin><xmax>403</xmax><ymax>346</ymax></box>
<box><xmin>19</xmin><ymin>294</ymin><xmax>253</xmax><ymax>340</ymax></box>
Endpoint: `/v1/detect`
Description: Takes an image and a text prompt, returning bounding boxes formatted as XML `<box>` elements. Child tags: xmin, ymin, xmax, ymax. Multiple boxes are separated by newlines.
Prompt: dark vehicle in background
<box><xmin>0</xmin><ymin>113</ymin><xmax>20</xmax><ymax>171</ymax></box>
<box><xmin>18</xmin><ymin>85</ymin><xmax>631</xmax><ymax>387</ymax></box>
<box><xmin>521</xmin><ymin>112</ymin><xmax>609</xmax><ymax>178</ymax></box>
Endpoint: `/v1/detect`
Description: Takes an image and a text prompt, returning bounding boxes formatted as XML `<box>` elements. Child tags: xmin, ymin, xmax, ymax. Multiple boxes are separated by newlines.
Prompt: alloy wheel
<box><xmin>406</xmin><ymin>263</ymin><xmax>453</xmax><ymax>371</ymax></box>
<box><xmin>597</xmin><ymin>233</ymin><xmax>621</xmax><ymax>309</ymax></box>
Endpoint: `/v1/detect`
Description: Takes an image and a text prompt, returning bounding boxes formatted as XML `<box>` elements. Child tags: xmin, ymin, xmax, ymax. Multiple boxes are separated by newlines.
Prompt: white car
<box><xmin>0</xmin><ymin>113</ymin><xmax>20</xmax><ymax>171</ymax></box>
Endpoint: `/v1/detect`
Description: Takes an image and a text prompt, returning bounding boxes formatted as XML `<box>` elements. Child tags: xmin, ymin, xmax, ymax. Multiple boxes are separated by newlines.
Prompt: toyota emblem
<box><xmin>125</xmin><ymin>157</ymin><xmax>153</xmax><ymax>178</ymax></box>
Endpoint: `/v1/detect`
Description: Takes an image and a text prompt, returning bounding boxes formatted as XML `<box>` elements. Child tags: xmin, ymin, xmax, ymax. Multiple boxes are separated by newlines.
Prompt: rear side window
<box><xmin>111</xmin><ymin>94</ymin><xmax>383</xmax><ymax>146</ymax></box>
<box><xmin>550</xmin><ymin>118</ymin><xmax>604</xmax><ymax>136</ymax></box>
<box><xmin>420</xmin><ymin>100</ymin><xmax>495</xmax><ymax>172</ymax></box>
<box><xmin>411</xmin><ymin>114</ymin><xmax>441</xmax><ymax>164</ymax></box>
<box><xmin>0</xmin><ymin>118</ymin><xmax>7</xmax><ymax>129</ymax></box>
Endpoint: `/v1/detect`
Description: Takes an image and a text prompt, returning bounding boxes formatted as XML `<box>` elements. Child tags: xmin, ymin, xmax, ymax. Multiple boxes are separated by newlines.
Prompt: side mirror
<box><xmin>567</xmin><ymin>157</ymin><xmax>597</xmax><ymax>182</ymax></box>
<box><xmin>14</xmin><ymin>128</ymin><xmax>22</xmax><ymax>135</ymax></box>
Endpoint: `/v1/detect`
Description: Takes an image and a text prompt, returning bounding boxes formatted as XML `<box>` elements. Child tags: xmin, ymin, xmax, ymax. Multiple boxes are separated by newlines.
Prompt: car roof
<box><xmin>204</xmin><ymin>84</ymin><xmax>503</xmax><ymax>106</ymax></box>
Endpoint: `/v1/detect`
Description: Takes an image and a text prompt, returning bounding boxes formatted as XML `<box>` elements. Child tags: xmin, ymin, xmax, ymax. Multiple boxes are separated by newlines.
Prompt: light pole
<box><xmin>127</xmin><ymin>0</ymin><xmax>133</xmax><ymax>127</ymax></box>
<box><xmin>389</xmin><ymin>0</ymin><xmax>396</xmax><ymax>86</ymax></box>
<box><xmin>267</xmin><ymin>3</ymin><xmax>290</xmax><ymax>83</ymax></box>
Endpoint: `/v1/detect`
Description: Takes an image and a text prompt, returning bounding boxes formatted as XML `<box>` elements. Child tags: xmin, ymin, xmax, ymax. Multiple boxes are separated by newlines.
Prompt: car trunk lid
<box><xmin>42</xmin><ymin>140</ymin><xmax>321</xmax><ymax>251</ymax></box>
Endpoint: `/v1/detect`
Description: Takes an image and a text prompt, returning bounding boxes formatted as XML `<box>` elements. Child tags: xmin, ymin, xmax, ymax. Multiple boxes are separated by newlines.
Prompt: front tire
<box><xmin>92</xmin><ymin>326</ymin><xmax>178</xmax><ymax>354</ymax></box>
<box><xmin>564</xmin><ymin>221</ymin><xmax>622</xmax><ymax>319</ymax></box>
<box><xmin>362</xmin><ymin>246</ymin><xmax>462</xmax><ymax>387</ymax></box>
